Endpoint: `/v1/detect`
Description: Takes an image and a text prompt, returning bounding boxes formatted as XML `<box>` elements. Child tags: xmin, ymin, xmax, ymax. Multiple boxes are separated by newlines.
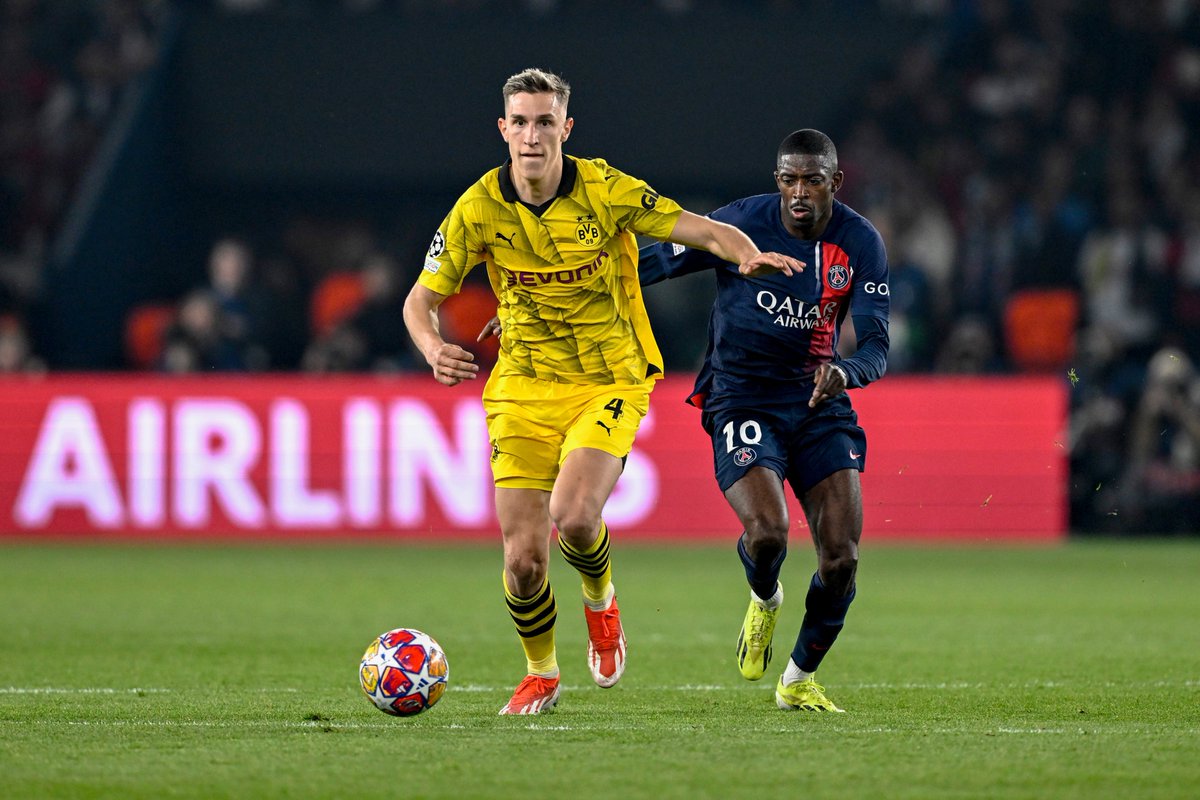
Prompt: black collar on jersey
<box><xmin>498</xmin><ymin>155</ymin><xmax>578</xmax><ymax>217</ymax></box>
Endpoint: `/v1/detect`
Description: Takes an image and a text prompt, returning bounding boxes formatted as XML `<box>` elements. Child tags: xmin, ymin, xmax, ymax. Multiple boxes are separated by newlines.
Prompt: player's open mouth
<box><xmin>790</xmin><ymin>205</ymin><xmax>811</xmax><ymax>217</ymax></box>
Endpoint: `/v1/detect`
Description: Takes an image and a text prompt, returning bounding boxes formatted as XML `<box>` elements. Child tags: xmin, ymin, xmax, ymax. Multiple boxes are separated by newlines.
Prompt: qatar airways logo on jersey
<box><xmin>502</xmin><ymin>251</ymin><xmax>609</xmax><ymax>288</ymax></box>
<box><xmin>756</xmin><ymin>290</ymin><xmax>839</xmax><ymax>330</ymax></box>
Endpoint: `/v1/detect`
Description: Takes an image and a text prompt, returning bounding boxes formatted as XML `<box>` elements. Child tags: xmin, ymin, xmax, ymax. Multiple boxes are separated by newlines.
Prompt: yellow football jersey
<box><xmin>418</xmin><ymin>155</ymin><xmax>683</xmax><ymax>385</ymax></box>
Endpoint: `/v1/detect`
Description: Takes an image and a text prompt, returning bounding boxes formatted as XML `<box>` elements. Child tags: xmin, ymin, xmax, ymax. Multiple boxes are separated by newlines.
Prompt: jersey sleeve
<box><xmin>839</xmin><ymin>221</ymin><xmax>890</xmax><ymax>388</ymax></box>
<box><xmin>638</xmin><ymin>240</ymin><xmax>725</xmax><ymax>286</ymax></box>
<box><xmin>840</xmin><ymin>314</ymin><xmax>889</xmax><ymax>388</ymax></box>
<box><xmin>848</xmin><ymin>222</ymin><xmax>889</xmax><ymax>320</ymax></box>
<box><xmin>416</xmin><ymin>192</ymin><xmax>485</xmax><ymax>297</ymax></box>
<box><xmin>638</xmin><ymin>202</ymin><xmax>740</xmax><ymax>286</ymax></box>
<box><xmin>603</xmin><ymin>164</ymin><xmax>684</xmax><ymax>241</ymax></box>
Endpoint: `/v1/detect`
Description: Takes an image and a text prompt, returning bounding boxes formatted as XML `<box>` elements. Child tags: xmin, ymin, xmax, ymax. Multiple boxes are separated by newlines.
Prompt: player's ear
<box><xmin>497</xmin><ymin>117</ymin><xmax>507</xmax><ymax>138</ymax></box>
<box><xmin>561</xmin><ymin>116</ymin><xmax>574</xmax><ymax>141</ymax></box>
<box><xmin>831</xmin><ymin>170</ymin><xmax>844</xmax><ymax>193</ymax></box>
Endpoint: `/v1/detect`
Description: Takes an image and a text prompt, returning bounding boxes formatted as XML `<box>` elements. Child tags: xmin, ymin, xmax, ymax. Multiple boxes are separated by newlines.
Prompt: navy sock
<box><xmin>737</xmin><ymin>533</ymin><xmax>786</xmax><ymax>602</ymax></box>
<box><xmin>791</xmin><ymin>571</ymin><xmax>855</xmax><ymax>673</ymax></box>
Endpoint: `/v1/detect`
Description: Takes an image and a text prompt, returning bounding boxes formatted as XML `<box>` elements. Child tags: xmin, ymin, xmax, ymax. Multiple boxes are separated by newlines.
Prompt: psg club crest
<box><xmin>826</xmin><ymin>263</ymin><xmax>850</xmax><ymax>290</ymax></box>
<box><xmin>734</xmin><ymin>446</ymin><xmax>757</xmax><ymax>466</ymax></box>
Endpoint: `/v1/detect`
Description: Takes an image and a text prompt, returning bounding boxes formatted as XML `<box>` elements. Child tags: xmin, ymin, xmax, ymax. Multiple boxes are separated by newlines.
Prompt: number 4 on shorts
<box><xmin>604</xmin><ymin>398</ymin><xmax>625</xmax><ymax>421</ymax></box>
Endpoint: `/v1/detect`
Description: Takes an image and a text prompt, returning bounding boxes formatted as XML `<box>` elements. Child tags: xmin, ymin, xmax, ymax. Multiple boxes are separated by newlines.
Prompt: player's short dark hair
<box><xmin>502</xmin><ymin>68</ymin><xmax>571</xmax><ymax>110</ymax></box>
<box><xmin>777</xmin><ymin>129</ymin><xmax>837</xmax><ymax>167</ymax></box>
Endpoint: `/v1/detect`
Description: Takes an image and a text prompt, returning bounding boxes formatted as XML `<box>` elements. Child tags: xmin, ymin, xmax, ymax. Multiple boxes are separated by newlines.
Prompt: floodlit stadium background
<box><xmin>1</xmin><ymin>1</ymin><xmax>1198</xmax><ymax>538</ymax></box>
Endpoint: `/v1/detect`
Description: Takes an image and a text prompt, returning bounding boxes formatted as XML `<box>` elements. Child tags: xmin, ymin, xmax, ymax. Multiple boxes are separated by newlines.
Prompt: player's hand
<box><xmin>809</xmin><ymin>363</ymin><xmax>848</xmax><ymax>408</ymax></box>
<box><xmin>425</xmin><ymin>342</ymin><xmax>479</xmax><ymax>386</ymax></box>
<box><xmin>477</xmin><ymin>316</ymin><xmax>502</xmax><ymax>342</ymax></box>
<box><xmin>738</xmin><ymin>252</ymin><xmax>805</xmax><ymax>278</ymax></box>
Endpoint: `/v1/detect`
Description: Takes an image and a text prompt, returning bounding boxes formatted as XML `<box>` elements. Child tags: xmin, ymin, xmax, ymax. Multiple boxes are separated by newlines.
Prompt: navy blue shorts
<box><xmin>701</xmin><ymin>394</ymin><xmax>867</xmax><ymax>497</ymax></box>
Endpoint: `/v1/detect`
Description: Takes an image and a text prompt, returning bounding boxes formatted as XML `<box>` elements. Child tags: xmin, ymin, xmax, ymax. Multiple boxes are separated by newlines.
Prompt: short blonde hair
<box><xmin>502</xmin><ymin>68</ymin><xmax>570</xmax><ymax>111</ymax></box>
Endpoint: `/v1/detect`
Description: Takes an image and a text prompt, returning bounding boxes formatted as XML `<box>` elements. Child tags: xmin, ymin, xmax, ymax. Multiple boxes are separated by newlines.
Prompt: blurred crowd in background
<box><xmin>1</xmin><ymin>0</ymin><xmax>157</xmax><ymax>371</ymax></box>
<box><xmin>1</xmin><ymin>0</ymin><xmax>1198</xmax><ymax>533</ymax></box>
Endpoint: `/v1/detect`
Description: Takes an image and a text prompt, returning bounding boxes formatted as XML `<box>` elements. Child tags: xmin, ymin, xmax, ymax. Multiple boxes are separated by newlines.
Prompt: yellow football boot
<box><xmin>775</xmin><ymin>676</ymin><xmax>844</xmax><ymax>712</ymax></box>
<box><xmin>735</xmin><ymin>584</ymin><xmax>781</xmax><ymax>681</ymax></box>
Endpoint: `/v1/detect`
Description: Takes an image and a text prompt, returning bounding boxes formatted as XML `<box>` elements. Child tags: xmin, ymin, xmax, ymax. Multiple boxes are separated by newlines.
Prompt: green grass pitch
<box><xmin>1</xmin><ymin>539</ymin><xmax>1198</xmax><ymax>799</ymax></box>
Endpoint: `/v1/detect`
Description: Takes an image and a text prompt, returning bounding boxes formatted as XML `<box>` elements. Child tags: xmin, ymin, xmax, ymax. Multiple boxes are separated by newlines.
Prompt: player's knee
<box><xmin>554</xmin><ymin>514</ymin><xmax>601</xmax><ymax>551</ymax></box>
<box><xmin>742</xmin><ymin>512</ymin><xmax>789</xmax><ymax>555</ymax></box>
<box><xmin>505</xmin><ymin>551</ymin><xmax>549</xmax><ymax>595</ymax></box>
<box><xmin>549</xmin><ymin>501</ymin><xmax>602</xmax><ymax>549</ymax></box>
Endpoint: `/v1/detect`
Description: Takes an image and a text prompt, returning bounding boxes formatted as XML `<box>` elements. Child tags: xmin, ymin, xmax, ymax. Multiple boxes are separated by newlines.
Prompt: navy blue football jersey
<box><xmin>640</xmin><ymin>195</ymin><xmax>889</xmax><ymax>411</ymax></box>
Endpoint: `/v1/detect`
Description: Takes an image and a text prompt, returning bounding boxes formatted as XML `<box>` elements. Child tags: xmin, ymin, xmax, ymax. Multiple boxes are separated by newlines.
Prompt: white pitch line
<box><xmin>446</xmin><ymin>679</ymin><xmax>1200</xmax><ymax>692</ymax></box>
<box><xmin>0</xmin><ymin>720</ymin><xmax>1191</xmax><ymax>736</ymax></box>
<box><xmin>0</xmin><ymin>687</ymin><xmax>172</xmax><ymax>695</ymax></box>
<box><xmin>454</xmin><ymin>683</ymin><xmax>742</xmax><ymax>693</ymax></box>
<box><xmin>0</xmin><ymin>687</ymin><xmax>304</xmax><ymax>695</ymax></box>
<box><xmin>4</xmin><ymin>679</ymin><xmax>1194</xmax><ymax>697</ymax></box>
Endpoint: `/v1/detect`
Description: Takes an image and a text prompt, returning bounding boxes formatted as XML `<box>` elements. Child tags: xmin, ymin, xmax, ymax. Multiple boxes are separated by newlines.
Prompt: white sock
<box><xmin>583</xmin><ymin>582</ymin><xmax>615</xmax><ymax>612</ymax></box>
<box><xmin>753</xmin><ymin>582</ymin><xmax>784</xmax><ymax>610</ymax></box>
<box><xmin>782</xmin><ymin>658</ymin><xmax>813</xmax><ymax>685</ymax></box>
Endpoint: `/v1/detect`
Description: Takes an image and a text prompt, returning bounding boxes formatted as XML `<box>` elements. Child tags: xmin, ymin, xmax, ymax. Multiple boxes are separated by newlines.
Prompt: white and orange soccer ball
<box><xmin>359</xmin><ymin>628</ymin><xmax>449</xmax><ymax>716</ymax></box>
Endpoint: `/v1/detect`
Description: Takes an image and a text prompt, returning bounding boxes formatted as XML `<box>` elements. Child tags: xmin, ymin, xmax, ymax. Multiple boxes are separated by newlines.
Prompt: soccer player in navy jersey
<box><xmin>638</xmin><ymin>129</ymin><xmax>889</xmax><ymax>711</ymax></box>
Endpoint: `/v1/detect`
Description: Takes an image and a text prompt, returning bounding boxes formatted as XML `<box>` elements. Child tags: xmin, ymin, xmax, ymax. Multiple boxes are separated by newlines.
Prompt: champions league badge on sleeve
<box><xmin>423</xmin><ymin>230</ymin><xmax>446</xmax><ymax>274</ymax></box>
<box><xmin>427</xmin><ymin>230</ymin><xmax>445</xmax><ymax>258</ymax></box>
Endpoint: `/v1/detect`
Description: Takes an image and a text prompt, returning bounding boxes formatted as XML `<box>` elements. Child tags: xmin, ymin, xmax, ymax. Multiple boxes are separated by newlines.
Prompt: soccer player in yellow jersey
<box><xmin>403</xmin><ymin>67</ymin><xmax>802</xmax><ymax>715</ymax></box>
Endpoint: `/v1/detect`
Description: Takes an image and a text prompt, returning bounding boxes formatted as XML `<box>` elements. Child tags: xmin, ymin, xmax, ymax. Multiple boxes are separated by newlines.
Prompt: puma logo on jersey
<box><xmin>595</xmin><ymin>420</ymin><xmax>614</xmax><ymax>436</ymax></box>
<box><xmin>495</xmin><ymin>232</ymin><xmax>517</xmax><ymax>247</ymax></box>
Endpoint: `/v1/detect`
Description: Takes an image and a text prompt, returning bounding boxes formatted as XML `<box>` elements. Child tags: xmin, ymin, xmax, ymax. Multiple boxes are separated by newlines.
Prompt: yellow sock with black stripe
<box><xmin>558</xmin><ymin>521</ymin><xmax>614</xmax><ymax>609</ymax></box>
<box><xmin>503</xmin><ymin>573</ymin><xmax>558</xmax><ymax>676</ymax></box>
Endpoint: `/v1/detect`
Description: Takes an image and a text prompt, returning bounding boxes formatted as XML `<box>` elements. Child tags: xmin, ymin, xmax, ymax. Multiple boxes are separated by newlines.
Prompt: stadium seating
<box><xmin>439</xmin><ymin>283</ymin><xmax>500</xmax><ymax>365</ymax></box>
<box><xmin>1003</xmin><ymin>288</ymin><xmax>1080</xmax><ymax>372</ymax></box>
<box><xmin>310</xmin><ymin>271</ymin><xmax>367</xmax><ymax>337</ymax></box>
<box><xmin>124</xmin><ymin>302</ymin><xmax>177</xmax><ymax>369</ymax></box>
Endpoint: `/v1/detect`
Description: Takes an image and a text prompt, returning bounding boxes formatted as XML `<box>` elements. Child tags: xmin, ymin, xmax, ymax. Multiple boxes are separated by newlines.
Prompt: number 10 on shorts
<box><xmin>722</xmin><ymin>419</ymin><xmax>762</xmax><ymax>453</ymax></box>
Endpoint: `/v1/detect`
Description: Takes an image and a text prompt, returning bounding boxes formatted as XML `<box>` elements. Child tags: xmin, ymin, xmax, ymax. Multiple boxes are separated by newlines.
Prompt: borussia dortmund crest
<box><xmin>575</xmin><ymin>221</ymin><xmax>601</xmax><ymax>247</ymax></box>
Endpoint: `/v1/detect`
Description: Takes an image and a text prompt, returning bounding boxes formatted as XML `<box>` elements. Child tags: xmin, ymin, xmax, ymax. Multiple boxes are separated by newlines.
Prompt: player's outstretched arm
<box><xmin>667</xmin><ymin>211</ymin><xmax>805</xmax><ymax>277</ymax></box>
<box><xmin>403</xmin><ymin>283</ymin><xmax>480</xmax><ymax>386</ymax></box>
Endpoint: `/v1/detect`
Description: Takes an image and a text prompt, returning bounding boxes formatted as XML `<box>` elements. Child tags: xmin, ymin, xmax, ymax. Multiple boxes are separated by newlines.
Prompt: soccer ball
<box><xmin>359</xmin><ymin>628</ymin><xmax>449</xmax><ymax>716</ymax></box>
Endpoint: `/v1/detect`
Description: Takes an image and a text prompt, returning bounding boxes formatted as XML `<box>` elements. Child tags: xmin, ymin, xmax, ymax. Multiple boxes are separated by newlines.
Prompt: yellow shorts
<box><xmin>482</xmin><ymin>373</ymin><xmax>654</xmax><ymax>490</ymax></box>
